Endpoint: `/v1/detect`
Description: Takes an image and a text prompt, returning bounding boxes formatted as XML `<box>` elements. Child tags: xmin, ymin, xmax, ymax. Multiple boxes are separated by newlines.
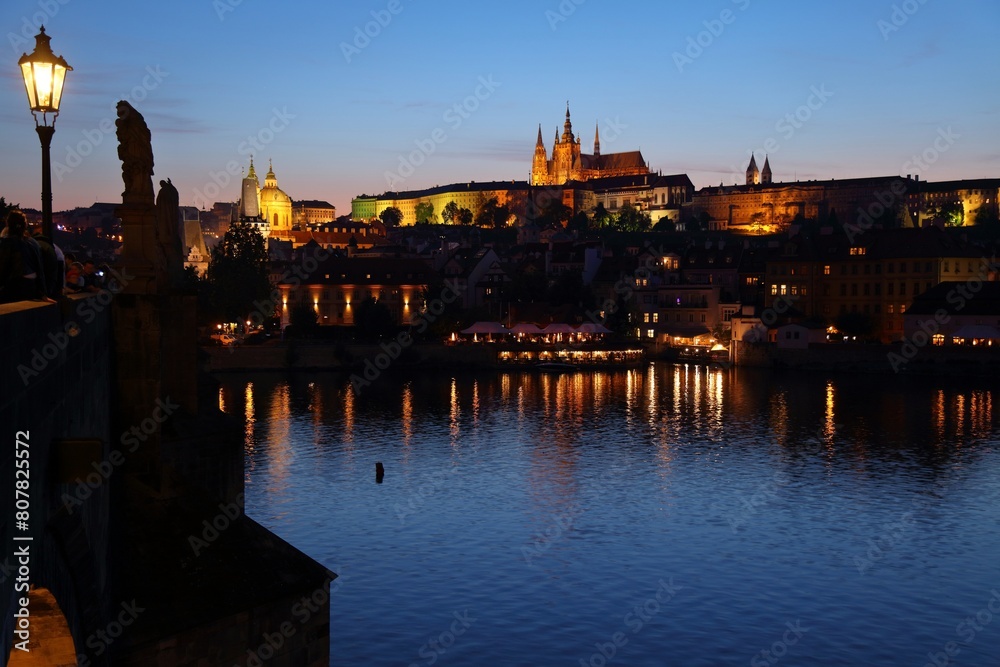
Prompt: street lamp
<box><xmin>18</xmin><ymin>25</ymin><xmax>71</xmax><ymax>241</ymax></box>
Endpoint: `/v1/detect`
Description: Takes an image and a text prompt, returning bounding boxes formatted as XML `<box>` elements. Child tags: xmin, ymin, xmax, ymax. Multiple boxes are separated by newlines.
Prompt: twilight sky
<box><xmin>0</xmin><ymin>0</ymin><xmax>997</xmax><ymax>215</ymax></box>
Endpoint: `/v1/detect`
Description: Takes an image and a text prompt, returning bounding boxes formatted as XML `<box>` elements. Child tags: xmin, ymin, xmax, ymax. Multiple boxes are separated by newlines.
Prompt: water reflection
<box><xmin>216</xmin><ymin>365</ymin><xmax>999</xmax><ymax>667</ymax></box>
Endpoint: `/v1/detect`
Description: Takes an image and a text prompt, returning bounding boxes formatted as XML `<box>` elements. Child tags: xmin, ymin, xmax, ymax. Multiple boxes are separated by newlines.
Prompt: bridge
<box><xmin>1</xmin><ymin>293</ymin><xmax>332</xmax><ymax>664</ymax></box>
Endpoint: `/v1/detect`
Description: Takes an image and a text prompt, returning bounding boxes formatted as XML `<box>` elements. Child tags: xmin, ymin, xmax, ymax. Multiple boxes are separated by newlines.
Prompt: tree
<box><xmin>652</xmin><ymin>218</ymin><xmax>676</xmax><ymax>232</ymax></box>
<box><xmin>475</xmin><ymin>196</ymin><xmax>510</xmax><ymax>228</ymax></box>
<box><xmin>974</xmin><ymin>206</ymin><xmax>1000</xmax><ymax>230</ymax></box>
<box><xmin>537</xmin><ymin>200</ymin><xmax>572</xmax><ymax>229</ymax></box>
<box><xmin>749</xmin><ymin>212</ymin><xmax>766</xmax><ymax>235</ymax></box>
<box><xmin>379</xmin><ymin>206</ymin><xmax>403</xmax><ymax>227</ymax></box>
<box><xmin>834</xmin><ymin>312</ymin><xmax>875</xmax><ymax>340</ymax></box>
<box><xmin>926</xmin><ymin>201</ymin><xmax>964</xmax><ymax>227</ymax></box>
<box><xmin>0</xmin><ymin>197</ymin><xmax>19</xmax><ymax>222</ymax></box>
<box><xmin>414</xmin><ymin>201</ymin><xmax>435</xmax><ymax>225</ymax></box>
<box><xmin>614</xmin><ymin>204</ymin><xmax>651</xmax><ymax>232</ymax></box>
<box><xmin>593</xmin><ymin>203</ymin><xmax>613</xmax><ymax>229</ymax></box>
<box><xmin>567</xmin><ymin>211</ymin><xmax>590</xmax><ymax>232</ymax></box>
<box><xmin>206</xmin><ymin>219</ymin><xmax>272</xmax><ymax>323</ymax></box>
<box><xmin>353</xmin><ymin>296</ymin><xmax>395</xmax><ymax>341</ymax></box>
<box><xmin>441</xmin><ymin>201</ymin><xmax>461</xmax><ymax>225</ymax></box>
<box><xmin>458</xmin><ymin>207</ymin><xmax>474</xmax><ymax>226</ymax></box>
<box><xmin>289</xmin><ymin>302</ymin><xmax>318</xmax><ymax>334</ymax></box>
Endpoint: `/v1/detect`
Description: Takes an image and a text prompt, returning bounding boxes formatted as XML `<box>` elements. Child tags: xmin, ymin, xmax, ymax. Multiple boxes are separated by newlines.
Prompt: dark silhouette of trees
<box><xmin>379</xmin><ymin>206</ymin><xmax>403</xmax><ymax>227</ymax></box>
<box><xmin>206</xmin><ymin>219</ymin><xmax>271</xmax><ymax>323</ymax></box>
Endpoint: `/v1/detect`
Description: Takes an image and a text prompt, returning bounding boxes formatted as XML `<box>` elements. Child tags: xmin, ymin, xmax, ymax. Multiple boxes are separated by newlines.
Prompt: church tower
<box><xmin>240</xmin><ymin>157</ymin><xmax>261</xmax><ymax>218</ymax></box>
<box><xmin>746</xmin><ymin>154</ymin><xmax>761</xmax><ymax>185</ymax></box>
<box><xmin>531</xmin><ymin>125</ymin><xmax>549</xmax><ymax>186</ymax></box>
<box><xmin>594</xmin><ymin>122</ymin><xmax>601</xmax><ymax>157</ymax></box>
<box><xmin>552</xmin><ymin>103</ymin><xmax>582</xmax><ymax>183</ymax></box>
<box><xmin>761</xmin><ymin>155</ymin><xmax>772</xmax><ymax>184</ymax></box>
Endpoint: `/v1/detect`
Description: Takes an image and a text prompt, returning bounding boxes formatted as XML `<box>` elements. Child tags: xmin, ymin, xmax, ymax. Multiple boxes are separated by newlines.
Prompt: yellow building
<box><xmin>354</xmin><ymin>181</ymin><xmax>529</xmax><ymax>226</ymax></box>
<box><xmin>260</xmin><ymin>160</ymin><xmax>293</xmax><ymax>235</ymax></box>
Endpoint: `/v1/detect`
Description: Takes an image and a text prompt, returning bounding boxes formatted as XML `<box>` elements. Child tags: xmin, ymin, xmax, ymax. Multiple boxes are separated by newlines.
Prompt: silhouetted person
<box><xmin>0</xmin><ymin>210</ymin><xmax>51</xmax><ymax>303</ymax></box>
<box><xmin>376</xmin><ymin>461</ymin><xmax>385</xmax><ymax>484</ymax></box>
<box><xmin>81</xmin><ymin>260</ymin><xmax>103</xmax><ymax>292</ymax></box>
<box><xmin>30</xmin><ymin>223</ymin><xmax>64</xmax><ymax>300</ymax></box>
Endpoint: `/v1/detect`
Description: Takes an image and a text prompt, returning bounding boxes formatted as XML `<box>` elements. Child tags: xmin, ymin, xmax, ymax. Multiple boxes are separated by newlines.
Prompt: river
<box><xmin>217</xmin><ymin>364</ymin><xmax>1000</xmax><ymax>666</ymax></box>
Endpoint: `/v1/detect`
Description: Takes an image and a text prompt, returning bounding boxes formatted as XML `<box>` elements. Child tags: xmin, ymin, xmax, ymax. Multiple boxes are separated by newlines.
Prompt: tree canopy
<box><xmin>379</xmin><ymin>206</ymin><xmax>403</xmax><ymax>227</ymax></box>
<box><xmin>206</xmin><ymin>220</ymin><xmax>272</xmax><ymax>322</ymax></box>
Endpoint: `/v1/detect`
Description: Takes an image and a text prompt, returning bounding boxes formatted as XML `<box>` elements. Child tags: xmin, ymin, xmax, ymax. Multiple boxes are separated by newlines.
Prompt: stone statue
<box><xmin>116</xmin><ymin>101</ymin><xmax>155</xmax><ymax>206</ymax></box>
<box><xmin>155</xmin><ymin>178</ymin><xmax>186</xmax><ymax>289</ymax></box>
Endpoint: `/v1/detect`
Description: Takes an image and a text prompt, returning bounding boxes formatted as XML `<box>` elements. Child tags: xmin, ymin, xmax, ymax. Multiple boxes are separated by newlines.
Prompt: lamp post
<box><xmin>18</xmin><ymin>25</ymin><xmax>71</xmax><ymax>241</ymax></box>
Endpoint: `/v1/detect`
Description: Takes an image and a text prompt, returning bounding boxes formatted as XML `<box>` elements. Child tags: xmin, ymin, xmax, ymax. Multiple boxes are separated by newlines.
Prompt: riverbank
<box><xmin>734</xmin><ymin>341</ymin><xmax>1000</xmax><ymax>376</ymax></box>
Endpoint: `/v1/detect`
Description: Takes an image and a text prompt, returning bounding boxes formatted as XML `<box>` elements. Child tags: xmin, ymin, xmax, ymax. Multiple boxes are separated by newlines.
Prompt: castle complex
<box><xmin>530</xmin><ymin>105</ymin><xmax>649</xmax><ymax>186</ymax></box>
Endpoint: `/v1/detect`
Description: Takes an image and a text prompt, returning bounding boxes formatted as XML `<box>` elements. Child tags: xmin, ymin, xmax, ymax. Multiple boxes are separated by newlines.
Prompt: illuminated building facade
<box><xmin>277</xmin><ymin>256</ymin><xmax>431</xmax><ymax>328</ymax></box>
<box><xmin>762</xmin><ymin>226</ymin><xmax>987</xmax><ymax>342</ymax></box>
<box><xmin>530</xmin><ymin>104</ymin><xmax>648</xmax><ymax>186</ymax></box>
<box><xmin>352</xmin><ymin>181</ymin><xmax>530</xmax><ymax>226</ymax></box>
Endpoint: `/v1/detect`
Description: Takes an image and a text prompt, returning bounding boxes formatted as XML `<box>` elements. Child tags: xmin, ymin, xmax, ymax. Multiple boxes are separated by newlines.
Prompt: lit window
<box><xmin>647</xmin><ymin>329</ymin><xmax>655</xmax><ymax>339</ymax></box>
<box><xmin>652</xmin><ymin>313</ymin><xmax>659</xmax><ymax>323</ymax></box>
<box><xmin>823</xmin><ymin>265</ymin><xmax>830</xmax><ymax>275</ymax></box>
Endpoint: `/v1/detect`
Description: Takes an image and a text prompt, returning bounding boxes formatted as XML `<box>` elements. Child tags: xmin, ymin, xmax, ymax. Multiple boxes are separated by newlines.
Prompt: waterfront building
<box><xmin>762</xmin><ymin>225</ymin><xmax>988</xmax><ymax>342</ymax></box>
<box><xmin>277</xmin><ymin>255</ymin><xmax>432</xmax><ymax>328</ymax></box>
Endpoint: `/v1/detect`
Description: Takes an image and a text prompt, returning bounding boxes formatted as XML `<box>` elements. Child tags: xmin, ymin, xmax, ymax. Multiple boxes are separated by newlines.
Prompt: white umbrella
<box><xmin>460</xmin><ymin>322</ymin><xmax>509</xmax><ymax>335</ymax></box>
<box><xmin>509</xmin><ymin>323</ymin><xmax>544</xmax><ymax>335</ymax></box>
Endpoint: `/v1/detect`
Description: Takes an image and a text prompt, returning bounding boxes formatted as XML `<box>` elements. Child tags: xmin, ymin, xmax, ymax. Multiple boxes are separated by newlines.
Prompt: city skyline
<box><xmin>0</xmin><ymin>0</ymin><xmax>997</xmax><ymax>215</ymax></box>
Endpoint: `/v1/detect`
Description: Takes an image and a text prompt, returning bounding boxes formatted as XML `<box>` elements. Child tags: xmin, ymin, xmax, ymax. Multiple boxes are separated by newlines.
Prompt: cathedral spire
<box><xmin>247</xmin><ymin>155</ymin><xmax>257</xmax><ymax>180</ymax></box>
<box><xmin>761</xmin><ymin>155</ymin><xmax>772</xmax><ymax>184</ymax></box>
<box><xmin>536</xmin><ymin>124</ymin><xmax>544</xmax><ymax>148</ymax></box>
<box><xmin>594</xmin><ymin>122</ymin><xmax>601</xmax><ymax>157</ymax></box>
<box><xmin>554</xmin><ymin>126</ymin><xmax>560</xmax><ymax>147</ymax></box>
<box><xmin>562</xmin><ymin>102</ymin><xmax>574</xmax><ymax>144</ymax></box>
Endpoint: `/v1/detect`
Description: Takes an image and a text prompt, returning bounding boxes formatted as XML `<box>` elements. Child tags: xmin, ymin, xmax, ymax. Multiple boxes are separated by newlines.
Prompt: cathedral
<box><xmin>530</xmin><ymin>104</ymin><xmax>649</xmax><ymax>186</ymax></box>
<box><xmin>237</xmin><ymin>157</ymin><xmax>294</xmax><ymax>239</ymax></box>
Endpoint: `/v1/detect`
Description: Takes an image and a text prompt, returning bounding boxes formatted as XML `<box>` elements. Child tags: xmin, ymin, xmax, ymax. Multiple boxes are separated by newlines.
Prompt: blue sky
<box><xmin>1</xmin><ymin>0</ymin><xmax>997</xmax><ymax>214</ymax></box>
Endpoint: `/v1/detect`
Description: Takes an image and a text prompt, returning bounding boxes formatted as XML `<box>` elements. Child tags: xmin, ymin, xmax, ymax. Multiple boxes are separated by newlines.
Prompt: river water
<box><xmin>217</xmin><ymin>365</ymin><xmax>1000</xmax><ymax>666</ymax></box>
